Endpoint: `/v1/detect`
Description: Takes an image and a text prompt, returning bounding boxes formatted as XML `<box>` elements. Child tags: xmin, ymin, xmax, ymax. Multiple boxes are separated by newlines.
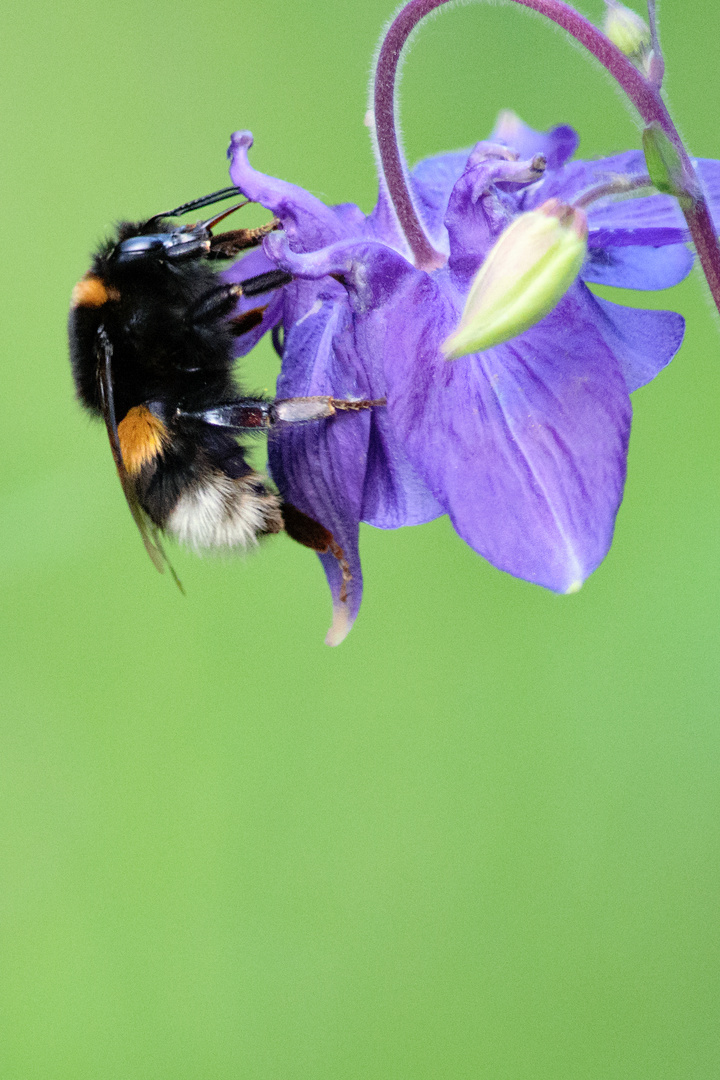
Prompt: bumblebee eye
<box><xmin>114</xmin><ymin>229</ymin><xmax>211</xmax><ymax>264</ymax></box>
<box><xmin>113</xmin><ymin>235</ymin><xmax>167</xmax><ymax>263</ymax></box>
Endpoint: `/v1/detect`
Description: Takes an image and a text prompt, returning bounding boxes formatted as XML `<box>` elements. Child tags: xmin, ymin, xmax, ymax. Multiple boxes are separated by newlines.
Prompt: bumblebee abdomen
<box><xmin>164</xmin><ymin>471</ymin><xmax>283</xmax><ymax>551</ymax></box>
<box><xmin>133</xmin><ymin>420</ymin><xmax>282</xmax><ymax>551</ymax></box>
<box><xmin>117</xmin><ymin>406</ymin><xmax>169</xmax><ymax>475</ymax></box>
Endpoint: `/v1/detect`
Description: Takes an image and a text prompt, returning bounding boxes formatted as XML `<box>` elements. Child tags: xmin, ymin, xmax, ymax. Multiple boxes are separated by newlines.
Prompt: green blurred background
<box><xmin>1</xmin><ymin>1</ymin><xmax>719</xmax><ymax>1076</ymax></box>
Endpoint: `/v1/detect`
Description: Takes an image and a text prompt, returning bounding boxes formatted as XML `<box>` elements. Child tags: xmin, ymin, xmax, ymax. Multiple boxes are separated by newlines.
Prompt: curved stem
<box><xmin>373</xmin><ymin>0</ymin><xmax>720</xmax><ymax>313</ymax></box>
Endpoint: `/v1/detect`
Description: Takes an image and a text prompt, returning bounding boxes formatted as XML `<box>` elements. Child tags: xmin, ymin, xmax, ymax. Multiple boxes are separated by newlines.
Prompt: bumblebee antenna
<box><xmin>144</xmin><ymin>186</ymin><xmax>246</xmax><ymax>227</ymax></box>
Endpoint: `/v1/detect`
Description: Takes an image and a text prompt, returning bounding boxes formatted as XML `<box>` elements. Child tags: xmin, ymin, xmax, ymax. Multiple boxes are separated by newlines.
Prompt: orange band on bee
<box><xmin>117</xmin><ymin>406</ymin><xmax>168</xmax><ymax>475</ymax></box>
<box><xmin>71</xmin><ymin>275</ymin><xmax>121</xmax><ymax>308</ymax></box>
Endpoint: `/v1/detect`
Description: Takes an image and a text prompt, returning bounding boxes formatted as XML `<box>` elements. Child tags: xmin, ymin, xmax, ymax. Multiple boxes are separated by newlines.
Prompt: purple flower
<box><xmin>225</xmin><ymin>112</ymin><xmax>720</xmax><ymax>644</ymax></box>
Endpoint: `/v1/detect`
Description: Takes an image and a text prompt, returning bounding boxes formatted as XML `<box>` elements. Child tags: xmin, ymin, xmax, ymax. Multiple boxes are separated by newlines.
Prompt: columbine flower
<box><xmin>223</xmin><ymin>108</ymin><xmax>720</xmax><ymax>644</ymax></box>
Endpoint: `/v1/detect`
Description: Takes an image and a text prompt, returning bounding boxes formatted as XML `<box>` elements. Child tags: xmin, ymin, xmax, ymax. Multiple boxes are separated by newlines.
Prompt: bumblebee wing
<box><xmin>95</xmin><ymin>327</ymin><xmax>184</xmax><ymax>593</ymax></box>
<box><xmin>146</xmin><ymin>523</ymin><xmax>185</xmax><ymax>595</ymax></box>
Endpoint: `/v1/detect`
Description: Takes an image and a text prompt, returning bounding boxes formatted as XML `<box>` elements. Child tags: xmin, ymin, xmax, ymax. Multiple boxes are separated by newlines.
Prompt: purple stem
<box><xmin>373</xmin><ymin>0</ymin><xmax>720</xmax><ymax>314</ymax></box>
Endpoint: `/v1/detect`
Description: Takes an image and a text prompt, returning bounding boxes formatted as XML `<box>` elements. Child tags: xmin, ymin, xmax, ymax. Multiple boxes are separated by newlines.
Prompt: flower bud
<box><xmin>642</xmin><ymin>122</ymin><xmax>696</xmax><ymax>210</ymax></box>
<box><xmin>603</xmin><ymin>1</ymin><xmax>651</xmax><ymax>62</ymax></box>
<box><xmin>442</xmin><ymin>200</ymin><xmax>588</xmax><ymax>359</ymax></box>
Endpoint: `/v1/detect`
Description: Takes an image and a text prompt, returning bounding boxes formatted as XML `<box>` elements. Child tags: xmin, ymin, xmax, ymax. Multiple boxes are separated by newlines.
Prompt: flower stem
<box><xmin>373</xmin><ymin>0</ymin><xmax>720</xmax><ymax>313</ymax></box>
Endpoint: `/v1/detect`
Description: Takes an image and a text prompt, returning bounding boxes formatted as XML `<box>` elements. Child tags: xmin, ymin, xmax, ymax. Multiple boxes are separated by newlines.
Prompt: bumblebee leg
<box><xmin>229</xmin><ymin>307</ymin><xmax>267</xmax><ymax>336</ymax></box>
<box><xmin>273</xmin><ymin>397</ymin><xmax>386</xmax><ymax>423</ymax></box>
<box><xmin>187</xmin><ymin>283</ymin><xmax>243</xmax><ymax>324</ymax></box>
<box><xmin>239</xmin><ymin>269</ymin><xmax>293</xmax><ymax>297</ymax></box>
<box><xmin>178</xmin><ymin>400</ymin><xmax>275</xmax><ymax>430</ymax></box>
<box><xmin>208</xmin><ymin>219</ymin><xmax>281</xmax><ymax>259</ymax></box>
<box><xmin>282</xmin><ymin>504</ymin><xmax>352</xmax><ymax>602</ymax></box>
<box><xmin>178</xmin><ymin>397</ymin><xmax>386</xmax><ymax>430</ymax></box>
<box><xmin>187</xmin><ymin>270</ymin><xmax>293</xmax><ymax>325</ymax></box>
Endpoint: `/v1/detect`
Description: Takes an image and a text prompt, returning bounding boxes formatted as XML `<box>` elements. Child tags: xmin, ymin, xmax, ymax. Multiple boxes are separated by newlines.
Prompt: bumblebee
<box><xmin>68</xmin><ymin>187</ymin><xmax>380</xmax><ymax>588</ymax></box>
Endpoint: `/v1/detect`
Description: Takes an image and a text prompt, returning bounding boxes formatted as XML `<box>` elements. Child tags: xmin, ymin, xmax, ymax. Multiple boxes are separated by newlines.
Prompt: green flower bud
<box><xmin>442</xmin><ymin>200</ymin><xmax>588</xmax><ymax>360</ymax></box>
<box><xmin>603</xmin><ymin>1</ymin><xmax>651</xmax><ymax>62</ymax></box>
<box><xmin>642</xmin><ymin>122</ymin><xmax>696</xmax><ymax>210</ymax></box>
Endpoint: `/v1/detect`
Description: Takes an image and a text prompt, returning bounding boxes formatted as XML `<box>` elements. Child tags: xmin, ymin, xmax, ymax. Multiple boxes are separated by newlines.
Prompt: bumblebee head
<box><xmin>112</xmin><ymin>223</ymin><xmax>212</xmax><ymax>264</ymax></box>
<box><xmin>111</xmin><ymin>186</ymin><xmax>249</xmax><ymax>265</ymax></box>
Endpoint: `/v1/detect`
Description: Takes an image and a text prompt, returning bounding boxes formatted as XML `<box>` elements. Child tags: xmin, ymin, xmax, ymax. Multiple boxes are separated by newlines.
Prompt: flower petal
<box><xmin>445</xmin><ymin>151</ymin><xmax>549</xmax><ymax>283</ymax></box>
<box><xmin>523</xmin><ymin>150</ymin><xmax>686</xmax><ymax>246</ymax></box>
<box><xmin>383</xmin><ymin>282</ymin><xmax>631</xmax><ymax>592</ymax></box>
<box><xmin>535</xmin><ymin>156</ymin><xmax>720</xmax><ymax>249</ymax></box>
<box><xmin>524</xmin><ymin>150</ymin><xmax>645</xmax><ymax>208</ymax></box>
<box><xmin>361</xmin><ymin>409</ymin><xmax>444</xmax><ymax>527</ymax></box>
<box><xmin>407</xmin><ymin>149</ymin><xmax>470</xmax><ymax>248</ymax></box>
<box><xmin>582</xmin><ymin>291</ymin><xmax>685</xmax><ymax>392</ymax></box>
<box><xmin>269</xmin><ymin>297</ymin><xmax>370</xmax><ymax>644</ymax></box>
<box><xmin>266</xmin><ymin>231</ymin><xmax>442</xmax><ymax>529</ymax></box>
<box><xmin>264</xmin><ymin>231</ymin><xmax>418</xmax><ymax>326</ymax></box>
<box><xmin>587</xmin><ymin>191</ymin><xmax>687</xmax><ymax>247</ymax></box>
<box><xmin>582</xmin><ymin>242</ymin><xmax>693</xmax><ymax>290</ymax></box>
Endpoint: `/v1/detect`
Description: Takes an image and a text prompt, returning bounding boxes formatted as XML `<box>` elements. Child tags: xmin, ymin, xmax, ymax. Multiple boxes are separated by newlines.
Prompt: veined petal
<box><xmin>524</xmin><ymin>150</ymin><xmax>685</xmax><ymax>246</ymax></box>
<box><xmin>383</xmin><ymin>283</ymin><xmax>631</xmax><ymax>592</ymax></box>
<box><xmin>587</xmin><ymin>191</ymin><xmax>687</xmax><ymax>247</ymax></box>
<box><xmin>270</xmin><ymin>299</ymin><xmax>370</xmax><ymax>645</ymax></box>
<box><xmin>361</xmin><ymin>409</ymin><xmax>444</xmax><ymax>528</ymax></box>
<box><xmin>582</xmin><ymin>242</ymin><xmax>693</xmax><ymax>290</ymax></box>
<box><xmin>526</xmin><ymin>153</ymin><xmax>720</xmax><ymax>250</ymax></box>
<box><xmin>268</xmin><ymin>232</ymin><xmax>442</xmax><ymax>527</ymax></box>
<box><xmin>525</xmin><ymin>151</ymin><xmax>646</xmax><ymax>207</ymax></box>
<box><xmin>582</xmin><ymin>290</ymin><xmax>685</xmax><ymax>392</ymax></box>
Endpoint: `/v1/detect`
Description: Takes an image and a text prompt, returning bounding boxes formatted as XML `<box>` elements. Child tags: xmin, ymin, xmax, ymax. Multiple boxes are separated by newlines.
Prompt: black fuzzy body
<box><xmin>69</xmin><ymin>219</ymin><xmax>243</xmax><ymax>421</ymax></box>
<box><xmin>68</xmin><ymin>217</ymin><xmax>280</xmax><ymax>539</ymax></box>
